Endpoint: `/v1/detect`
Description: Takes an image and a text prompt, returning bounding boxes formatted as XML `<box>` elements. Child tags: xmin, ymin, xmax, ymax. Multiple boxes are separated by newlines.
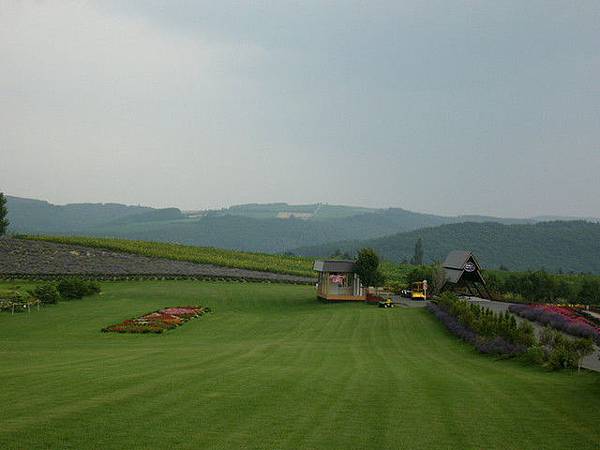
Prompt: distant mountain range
<box><xmin>293</xmin><ymin>221</ymin><xmax>600</xmax><ymax>274</ymax></box>
<box><xmin>4</xmin><ymin>195</ymin><xmax>600</xmax><ymax>272</ymax></box>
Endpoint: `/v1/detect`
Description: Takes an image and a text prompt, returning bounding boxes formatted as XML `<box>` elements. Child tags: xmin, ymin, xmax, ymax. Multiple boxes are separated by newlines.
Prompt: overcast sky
<box><xmin>1</xmin><ymin>1</ymin><xmax>599</xmax><ymax>217</ymax></box>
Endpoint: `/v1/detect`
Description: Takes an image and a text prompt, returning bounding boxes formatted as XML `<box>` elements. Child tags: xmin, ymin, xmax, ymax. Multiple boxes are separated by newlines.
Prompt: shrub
<box><xmin>522</xmin><ymin>345</ymin><xmax>546</xmax><ymax>366</ymax></box>
<box><xmin>546</xmin><ymin>344</ymin><xmax>577</xmax><ymax>370</ymax></box>
<box><xmin>57</xmin><ymin>278</ymin><xmax>101</xmax><ymax>300</ymax></box>
<box><xmin>0</xmin><ymin>290</ymin><xmax>30</xmax><ymax>312</ymax></box>
<box><xmin>427</xmin><ymin>302</ymin><xmax>478</xmax><ymax>344</ymax></box>
<box><xmin>539</xmin><ymin>327</ymin><xmax>594</xmax><ymax>370</ymax></box>
<box><xmin>0</xmin><ymin>290</ymin><xmax>41</xmax><ymax>313</ymax></box>
<box><xmin>474</xmin><ymin>336</ymin><xmax>526</xmax><ymax>356</ymax></box>
<box><xmin>30</xmin><ymin>284</ymin><xmax>61</xmax><ymax>304</ymax></box>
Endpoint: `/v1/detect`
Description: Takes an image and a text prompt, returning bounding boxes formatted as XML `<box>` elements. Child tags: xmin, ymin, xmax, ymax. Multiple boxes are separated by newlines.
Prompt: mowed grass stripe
<box><xmin>0</xmin><ymin>281</ymin><xmax>599</xmax><ymax>450</ymax></box>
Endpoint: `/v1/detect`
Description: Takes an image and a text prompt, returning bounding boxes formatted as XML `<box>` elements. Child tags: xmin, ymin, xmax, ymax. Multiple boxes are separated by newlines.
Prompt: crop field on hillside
<box><xmin>0</xmin><ymin>238</ymin><xmax>313</xmax><ymax>284</ymax></box>
<box><xmin>21</xmin><ymin>236</ymin><xmax>410</xmax><ymax>282</ymax></box>
<box><xmin>24</xmin><ymin>235</ymin><xmax>316</xmax><ymax>277</ymax></box>
<box><xmin>1</xmin><ymin>280</ymin><xmax>598</xmax><ymax>449</ymax></box>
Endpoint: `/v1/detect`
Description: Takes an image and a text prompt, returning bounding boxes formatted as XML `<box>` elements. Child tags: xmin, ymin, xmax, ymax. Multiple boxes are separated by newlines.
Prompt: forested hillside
<box><xmin>6</xmin><ymin>196</ymin><xmax>172</xmax><ymax>233</ymax></box>
<box><xmin>6</xmin><ymin>195</ymin><xmax>599</xmax><ymax>258</ymax></box>
<box><xmin>5</xmin><ymin>196</ymin><xmax>529</xmax><ymax>252</ymax></box>
<box><xmin>293</xmin><ymin>221</ymin><xmax>600</xmax><ymax>274</ymax></box>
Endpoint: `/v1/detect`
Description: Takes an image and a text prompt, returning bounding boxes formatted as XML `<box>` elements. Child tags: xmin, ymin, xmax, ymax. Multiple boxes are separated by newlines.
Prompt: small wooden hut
<box><xmin>441</xmin><ymin>250</ymin><xmax>492</xmax><ymax>299</ymax></box>
<box><xmin>313</xmin><ymin>260</ymin><xmax>366</xmax><ymax>301</ymax></box>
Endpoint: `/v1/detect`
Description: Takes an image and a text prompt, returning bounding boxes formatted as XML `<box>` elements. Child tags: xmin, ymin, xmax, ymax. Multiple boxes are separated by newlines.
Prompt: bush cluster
<box><xmin>0</xmin><ymin>289</ymin><xmax>38</xmax><ymax>312</ymax></box>
<box><xmin>56</xmin><ymin>278</ymin><xmax>101</xmax><ymax>300</ymax></box>
<box><xmin>538</xmin><ymin>327</ymin><xmax>594</xmax><ymax>370</ymax></box>
<box><xmin>437</xmin><ymin>293</ymin><xmax>535</xmax><ymax>348</ymax></box>
<box><xmin>24</xmin><ymin>278</ymin><xmax>101</xmax><ymax>306</ymax></box>
<box><xmin>485</xmin><ymin>270</ymin><xmax>600</xmax><ymax>305</ymax></box>
<box><xmin>430</xmin><ymin>293</ymin><xmax>532</xmax><ymax>356</ymax></box>
<box><xmin>30</xmin><ymin>284</ymin><xmax>61</xmax><ymax>304</ymax></box>
<box><xmin>429</xmin><ymin>293</ymin><xmax>595</xmax><ymax>370</ymax></box>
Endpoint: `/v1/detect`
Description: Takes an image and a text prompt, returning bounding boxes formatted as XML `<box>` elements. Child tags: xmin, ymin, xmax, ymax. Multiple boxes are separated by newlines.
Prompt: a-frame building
<box><xmin>440</xmin><ymin>250</ymin><xmax>492</xmax><ymax>299</ymax></box>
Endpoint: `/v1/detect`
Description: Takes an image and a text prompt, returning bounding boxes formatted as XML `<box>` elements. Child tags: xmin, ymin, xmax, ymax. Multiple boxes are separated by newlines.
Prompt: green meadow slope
<box><xmin>0</xmin><ymin>281</ymin><xmax>598</xmax><ymax>449</ymax></box>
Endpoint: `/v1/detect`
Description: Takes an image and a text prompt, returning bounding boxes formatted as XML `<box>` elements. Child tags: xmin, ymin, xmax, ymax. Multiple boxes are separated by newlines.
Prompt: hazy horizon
<box><xmin>6</xmin><ymin>191</ymin><xmax>600</xmax><ymax>221</ymax></box>
<box><xmin>1</xmin><ymin>1</ymin><xmax>599</xmax><ymax>217</ymax></box>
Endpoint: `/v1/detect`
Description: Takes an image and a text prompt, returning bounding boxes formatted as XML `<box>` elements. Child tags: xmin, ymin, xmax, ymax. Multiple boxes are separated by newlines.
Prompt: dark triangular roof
<box><xmin>313</xmin><ymin>260</ymin><xmax>355</xmax><ymax>273</ymax></box>
<box><xmin>443</xmin><ymin>250</ymin><xmax>469</xmax><ymax>269</ymax></box>
<box><xmin>443</xmin><ymin>250</ymin><xmax>482</xmax><ymax>271</ymax></box>
<box><xmin>442</xmin><ymin>251</ymin><xmax>485</xmax><ymax>285</ymax></box>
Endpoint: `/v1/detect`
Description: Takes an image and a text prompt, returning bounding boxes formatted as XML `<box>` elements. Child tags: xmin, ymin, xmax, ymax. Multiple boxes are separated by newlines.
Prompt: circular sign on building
<box><xmin>464</xmin><ymin>262</ymin><xmax>476</xmax><ymax>273</ymax></box>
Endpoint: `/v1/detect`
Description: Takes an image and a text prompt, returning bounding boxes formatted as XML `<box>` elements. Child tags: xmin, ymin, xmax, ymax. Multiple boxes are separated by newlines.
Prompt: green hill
<box><xmin>4</xmin><ymin>196</ymin><xmax>534</xmax><ymax>253</ymax></box>
<box><xmin>6</xmin><ymin>196</ymin><xmax>177</xmax><ymax>233</ymax></box>
<box><xmin>6</xmin><ymin>195</ymin><xmax>599</xmax><ymax>257</ymax></box>
<box><xmin>293</xmin><ymin>221</ymin><xmax>600</xmax><ymax>274</ymax></box>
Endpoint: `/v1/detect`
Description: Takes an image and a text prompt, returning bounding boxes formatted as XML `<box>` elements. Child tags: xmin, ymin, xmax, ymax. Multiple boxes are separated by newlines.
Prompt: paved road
<box><xmin>463</xmin><ymin>296</ymin><xmax>600</xmax><ymax>373</ymax></box>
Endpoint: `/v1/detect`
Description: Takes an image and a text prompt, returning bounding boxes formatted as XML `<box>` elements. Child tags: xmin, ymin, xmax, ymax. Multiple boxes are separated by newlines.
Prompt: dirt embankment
<box><xmin>0</xmin><ymin>238</ymin><xmax>315</xmax><ymax>284</ymax></box>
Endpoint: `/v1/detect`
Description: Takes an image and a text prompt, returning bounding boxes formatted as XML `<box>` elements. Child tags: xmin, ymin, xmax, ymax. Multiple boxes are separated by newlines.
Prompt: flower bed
<box><xmin>427</xmin><ymin>303</ymin><xmax>527</xmax><ymax>356</ymax></box>
<box><xmin>508</xmin><ymin>304</ymin><xmax>600</xmax><ymax>345</ymax></box>
<box><xmin>102</xmin><ymin>306</ymin><xmax>209</xmax><ymax>334</ymax></box>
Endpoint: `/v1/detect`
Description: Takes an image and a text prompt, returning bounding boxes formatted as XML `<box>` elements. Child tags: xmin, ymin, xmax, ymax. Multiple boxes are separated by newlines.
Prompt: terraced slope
<box><xmin>0</xmin><ymin>238</ymin><xmax>313</xmax><ymax>283</ymax></box>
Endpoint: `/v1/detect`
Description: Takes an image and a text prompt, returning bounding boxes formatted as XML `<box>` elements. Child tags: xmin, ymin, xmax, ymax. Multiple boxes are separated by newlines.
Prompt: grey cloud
<box><xmin>1</xmin><ymin>1</ymin><xmax>599</xmax><ymax>216</ymax></box>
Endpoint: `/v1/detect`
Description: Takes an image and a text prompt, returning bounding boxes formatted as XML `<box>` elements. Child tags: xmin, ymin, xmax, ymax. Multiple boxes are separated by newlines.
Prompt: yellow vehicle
<box><xmin>411</xmin><ymin>281</ymin><xmax>427</xmax><ymax>300</ymax></box>
<box><xmin>378</xmin><ymin>298</ymin><xmax>394</xmax><ymax>308</ymax></box>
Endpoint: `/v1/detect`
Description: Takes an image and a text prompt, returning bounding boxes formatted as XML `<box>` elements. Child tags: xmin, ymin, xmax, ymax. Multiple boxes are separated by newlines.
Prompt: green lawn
<box><xmin>0</xmin><ymin>281</ymin><xmax>598</xmax><ymax>450</ymax></box>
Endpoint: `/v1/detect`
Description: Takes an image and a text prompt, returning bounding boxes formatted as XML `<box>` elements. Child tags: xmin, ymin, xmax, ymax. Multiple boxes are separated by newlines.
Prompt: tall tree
<box><xmin>0</xmin><ymin>192</ymin><xmax>8</xmax><ymax>236</ymax></box>
<box><xmin>577</xmin><ymin>278</ymin><xmax>600</xmax><ymax>305</ymax></box>
<box><xmin>411</xmin><ymin>238</ymin><xmax>424</xmax><ymax>265</ymax></box>
<box><xmin>354</xmin><ymin>248</ymin><xmax>385</xmax><ymax>287</ymax></box>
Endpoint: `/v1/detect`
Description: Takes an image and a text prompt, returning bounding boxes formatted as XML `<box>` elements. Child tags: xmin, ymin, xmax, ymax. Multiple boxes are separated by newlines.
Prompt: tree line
<box><xmin>0</xmin><ymin>193</ymin><xmax>8</xmax><ymax>236</ymax></box>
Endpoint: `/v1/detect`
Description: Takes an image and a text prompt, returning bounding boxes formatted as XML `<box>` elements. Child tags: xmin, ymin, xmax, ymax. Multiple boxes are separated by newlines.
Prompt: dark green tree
<box><xmin>406</xmin><ymin>265</ymin><xmax>433</xmax><ymax>286</ymax></box>
<box><xmin>577</xmin><ymin>278</ymin><xmax>600</xmax><ymax>305</ymax></box>
<box><xmin>410</xmin><ymin>238</ymin><xmax>424</xmax><ymax>265</ymax></box>
<box><xmin>354</xmin><ymin>248</ymin><xmax>385</xmax><ymax>287</ymax></box>
<box><xmin>0</xmin><ymin>192</ymin><xmax>8</xmax><ymax>236</ymax></box>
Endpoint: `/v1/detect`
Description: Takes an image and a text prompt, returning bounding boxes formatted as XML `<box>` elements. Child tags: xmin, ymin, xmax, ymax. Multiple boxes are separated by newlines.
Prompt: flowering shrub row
<box><xmin>102</xmin><ymin>306</ymin><xmax>209</xmax><ymax>334</ymax></box>
<box><xmin>508</xmin><ymin>303</ymin><xmax>600</xmax><ymax>345</ymax></box>
<box><xmin>428</xmin><ymin>294</ymin><xmax>531</xmax><ymax>356</ymax></box>
<box><xmin>429</xmin><ymin>294</ymin><xmax>596</xmax><ymax>370</ymax></box>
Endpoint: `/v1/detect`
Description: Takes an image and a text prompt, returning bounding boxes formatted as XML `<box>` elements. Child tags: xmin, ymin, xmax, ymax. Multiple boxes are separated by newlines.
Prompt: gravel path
<box><xmin>0</xmin><ymin>238</ymin><xmax>315</xmax><ymax>284</ymax></box>
<box><xmin>464</xmin><ymin>296</ymin><xmax>600</xmax><ymax>373</ymax></box>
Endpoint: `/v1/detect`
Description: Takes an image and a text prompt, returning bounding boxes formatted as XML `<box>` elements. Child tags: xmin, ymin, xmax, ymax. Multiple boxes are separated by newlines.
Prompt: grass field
<box><xmin>1</xmin><ymin>280</ymin><xmax>599</xmax><ymax>449</ymax></box>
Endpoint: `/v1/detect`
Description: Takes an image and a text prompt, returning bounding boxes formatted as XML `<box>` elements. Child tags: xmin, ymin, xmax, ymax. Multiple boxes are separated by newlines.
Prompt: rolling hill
<box><xmin>5</xmin><ymin>195</ymin><xmax>599</xmax><ymax>259</ymax></box>
<box><xmin>5</xmin><ymin>195</ymin><xmax>600</xmax><ymax>274</ymax></box>
<box><xmin>293</xmin><ymin>220</ymin><xmax>600</xmax><ymax>274</ymax></box>
<box><xmin>5</xmin><ymin>196</ymin><xmax>174</xmax><ymax>233</ymax></box>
